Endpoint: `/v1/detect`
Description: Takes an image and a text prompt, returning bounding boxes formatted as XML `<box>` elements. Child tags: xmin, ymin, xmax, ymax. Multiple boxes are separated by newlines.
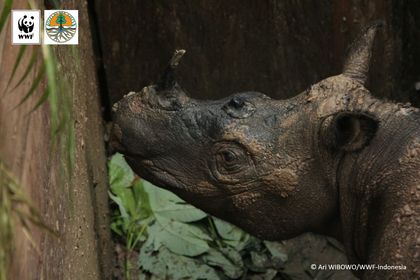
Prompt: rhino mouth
<box><xmin>124</xmin><ymin>156</ymin><xmax>186</xmax><ymax>191</ymax></box>
<box><xmin>108</xmin><ymin>123</ymin><xmax>146</xmax><ymax>158</ymax></box>
<box><xmin>108</xmin><ymin>123</ymin><xmax>125</xmax><ymax>154</ymax></box>
<box><xmin>126</xmin><ymin>155</ymin><xmax>263</xmax><ymax>199</ymax></box>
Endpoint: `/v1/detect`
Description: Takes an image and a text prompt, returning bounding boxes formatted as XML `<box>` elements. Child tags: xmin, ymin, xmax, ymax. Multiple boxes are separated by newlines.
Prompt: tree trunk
<box><xmin>0</xmin><ymin>0</ymin><xmax>112</xmax><ymax>279</ymax></box>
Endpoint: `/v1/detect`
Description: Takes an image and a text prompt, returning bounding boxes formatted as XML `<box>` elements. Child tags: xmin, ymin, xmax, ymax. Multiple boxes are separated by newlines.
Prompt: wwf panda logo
<box><xmin>18</xmin><ymin>15</ymin><xmax>34</xmax><ymax>34</ymax></box>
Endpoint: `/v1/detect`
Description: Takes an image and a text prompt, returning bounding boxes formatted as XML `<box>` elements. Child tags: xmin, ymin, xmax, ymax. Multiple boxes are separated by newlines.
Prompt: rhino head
<box><xmin>111</xmin><ymin>25</ymin><xmax>382</xmax><ymax>240</ymax></box>
<box><xmin>111</xmin><ymin>25</ymin><xmax>420</xmax><ymax>278</ymax></box>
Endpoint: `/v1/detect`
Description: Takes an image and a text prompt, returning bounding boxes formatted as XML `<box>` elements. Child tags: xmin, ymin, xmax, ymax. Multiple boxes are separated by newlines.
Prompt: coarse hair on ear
<box><xmin>321</xmin><ymin>112</ymin><xmax>379</xmax><ymax>152</ymax></box>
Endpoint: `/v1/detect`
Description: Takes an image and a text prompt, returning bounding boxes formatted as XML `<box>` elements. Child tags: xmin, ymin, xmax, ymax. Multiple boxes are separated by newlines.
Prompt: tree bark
<box><xmin>0</xmin><ymin>0</ymin><xmax>112</xmax><ymax>279</ymax></box>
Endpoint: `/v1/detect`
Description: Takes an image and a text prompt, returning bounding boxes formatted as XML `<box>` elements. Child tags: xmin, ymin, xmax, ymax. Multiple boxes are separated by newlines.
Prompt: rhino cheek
<box><xmin>231</xmin><ymin>192</ymin><xmax>261</xmax><ymax>211</ymax></box>
<box><xmin>228</xmin><ymin>192</ymin><xmax>286</xmax><ymax>239</ymax></box>
<box><xmin>261</xmin><ymin>168</ymin><xmax>299</xmax><ymax>198</ymax></box>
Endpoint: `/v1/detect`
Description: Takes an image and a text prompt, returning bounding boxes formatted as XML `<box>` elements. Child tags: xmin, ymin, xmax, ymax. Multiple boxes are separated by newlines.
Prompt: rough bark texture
<box><xmin>0</xmin><ymin>0</ymin><xmax>112</xmax><ymax>279</ymax></box>
<box><xmin>95</xmin><ymin>0</ymin><xmax>420</xmax><ymax>108</ymax></box>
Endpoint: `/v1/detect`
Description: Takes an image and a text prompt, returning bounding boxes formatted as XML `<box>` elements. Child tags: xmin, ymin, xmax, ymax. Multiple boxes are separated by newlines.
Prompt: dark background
<box><xmin>94</xmin><ymin>0</ymin><xmax>420</xmax><ymax>109</ymax></box>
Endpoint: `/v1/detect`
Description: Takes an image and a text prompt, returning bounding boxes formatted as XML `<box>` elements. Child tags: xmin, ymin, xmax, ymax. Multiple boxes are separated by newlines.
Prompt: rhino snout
<box><xmin>108</xmin><ymin>123</ymin><xmax>126</xmax><ymax>154</ymax></box>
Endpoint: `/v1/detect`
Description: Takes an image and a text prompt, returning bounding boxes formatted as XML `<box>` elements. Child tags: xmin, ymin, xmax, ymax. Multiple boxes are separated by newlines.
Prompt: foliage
<box><xmin>109</xmin><ymin>153</ymin><xmax>289</xmax><ymax>280</ymax></box>
<box><xmin>0</xmin><ymin>0</ymin><xmax>12</xmax><ymax>35</ymax></box>
<box><xmin>0</xmin><ymin>161</ymin><xmax>57</xmax><ymax>280</ymax></box>
<box><xmin>1</xmin><ymin>1</ymin><xmax>75</xmax><ymax>170</ymax></box>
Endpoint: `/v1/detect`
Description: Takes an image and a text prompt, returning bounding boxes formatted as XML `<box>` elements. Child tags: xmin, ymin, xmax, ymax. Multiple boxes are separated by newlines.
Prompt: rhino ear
<box><xmin>322</xmin><ymin>112</ymin><xmax>378</xmax><ymax>152</ymax></box>
<box><xmin>342</xmin><ymin>22</ymin><xmax>383</xmax><ymax>85</ymax></box>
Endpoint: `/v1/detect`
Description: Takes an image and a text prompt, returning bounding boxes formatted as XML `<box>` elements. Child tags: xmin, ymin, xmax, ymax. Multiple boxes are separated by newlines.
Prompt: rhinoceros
<box><xmin>111</xmin><ymin>24</ymin><xmax>420</xmax><ymax>279</ymax></box>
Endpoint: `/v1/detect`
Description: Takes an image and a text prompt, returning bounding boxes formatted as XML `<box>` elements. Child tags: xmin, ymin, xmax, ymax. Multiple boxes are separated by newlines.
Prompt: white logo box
<box><xmin>11</xmin><ymin>10</ymin><xmax>41</xmax><ymax>45</ymax></box>
<box><xmin>44</xmin><ymin>10</ymin><xmax>78</xmax><ymax>45</ymax></box>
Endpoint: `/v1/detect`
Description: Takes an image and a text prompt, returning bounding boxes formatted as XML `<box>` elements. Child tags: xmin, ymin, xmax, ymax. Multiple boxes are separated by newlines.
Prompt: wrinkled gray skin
<box><xmin>111</xmin><ymin>25</ymin><xmax>420</xmax><ymax>279</ymax></box>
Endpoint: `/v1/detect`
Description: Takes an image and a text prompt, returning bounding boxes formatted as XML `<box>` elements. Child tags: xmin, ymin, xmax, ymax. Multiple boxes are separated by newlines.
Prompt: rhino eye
<box><xmin>221</xmin><ymin>150</ymin><xmax>236</xmax><ymax>162</ymax></box>
<box><xmin>216</xmin><ymin>149</ymin><xmax>243</xmax><ymax>172</ymax></box>
<box><xmin>223</xmin><ymin>96</ymin><xmax>255</xmax><ymax>119</ymax></box>
<box><xmin>210</xmin><ymin>142</ymin><xmax>255</xmax><ymax>184</ymax></box>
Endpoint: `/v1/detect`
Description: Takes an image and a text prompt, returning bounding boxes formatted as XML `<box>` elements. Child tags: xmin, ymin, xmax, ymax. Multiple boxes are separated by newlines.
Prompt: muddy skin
<box><xmin>111</xmin><ymin>24</ymin><xmax>420</xmax><ymax>279</ymax></box>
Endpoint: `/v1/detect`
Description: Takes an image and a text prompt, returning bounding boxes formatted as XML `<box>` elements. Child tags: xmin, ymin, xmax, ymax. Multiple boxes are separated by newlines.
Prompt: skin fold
<box><xmin>111</xmin><ymin>24</ymin><xmax>420</xmax><ymax>279</ymax></box>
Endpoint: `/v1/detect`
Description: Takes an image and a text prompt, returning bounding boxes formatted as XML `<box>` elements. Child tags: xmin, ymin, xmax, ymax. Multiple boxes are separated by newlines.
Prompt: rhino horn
<box><xmin>342</xmin><ymin>22</ymin><xmax>383</xmax><ymax>85</ymax></box>
<box><xmin>157</xmin><ymin>49</ymin><xmax>186</xmax><ymax>91</ymax></box>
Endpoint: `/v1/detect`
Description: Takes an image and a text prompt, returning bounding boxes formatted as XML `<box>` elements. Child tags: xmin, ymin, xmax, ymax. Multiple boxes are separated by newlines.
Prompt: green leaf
<box><xmin>26</xmin><ymin>87</ymin><xmax>49</xmax><ymax>115</ymax></box>
<box><xmin>139</xmin><ymin>238</ymin><xmax>220</xmax><ymax>280</ymax></box>
<box><xmin>7</xmin><ymin>45</ymin><xmax>27</xmax><ymax>88</ymax></box>
<box><xmin>105</xmin><ymin>155</ymin><xmax>293</xmax><ymax>279</ymax></box>
<box><xmin>108</xmin><ymin>153</ymin><xmax>138</xmax><ymax>215</ymax></box>
<box><xmin>263</xmin><ymin>241</ymin><xmax>288</xmax><ymax>263</ymax></box>
<box><xmin>202</xmin><ymin>247</ymin><xmax>244</xmax><ymax>278</ymax></box>
<box><xmin>0</xmin><ymin>0</ymin><xmax>13</xmax><ymax>34</ymax></box>
<box><xmin>12</xmin><ymin>47</ymin><xmax>39</xmax><ymax>90</ymax></box>
<box><xmin>213</xmin><ymin>217</ymin><xmax>250</xmax><ymax>251</ymax></box>
<box><xmin>108</xmin><ymin>191</ymin><xmax>129</xmax><ymax>220</ymax></box>
<box><xmin>250</xmin><ymin>251</ymin><xmax>270</xmax><ymax>270</ymax></box>
<box><xmin>148</xmin><ymin>216</ymin><xmax>211</xmax><ymax>257</ymax></box>
<box><xmin>110</xmin><ymin>219</ymin><xmax>124</xmax><ymax>236</ymax></box>
<box><xmin>14</xmin><ymin>63</ymin><xmax>45</xmax><ymax>109</ymax></box>
<box><xmin>41</xmin><ymin>44</ymin><xmax>59</xmax><ymax>134</ymax></box>
<box><xmin>140</xmin><ymin>180</ymin><xmax>211</xmax><ymax>256</ymax></box>
<box><xmin>114</xmin><ymin>187</ymin><xmax>136</xmax><ymax>217</ymax></box>
<box><xmin>144</xmin><ymin>180</ymin><xmax>207</xmax><ymax>223</ymax></box>
<box><xmin>131</xmin><ymin>180</ymin><xmax>152</xmax><ymax>220</ymax></box>
<box><xmin>108</xmin><ymin>153</ymin><xmax>134</xmax><ymax>189</ymax></box>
